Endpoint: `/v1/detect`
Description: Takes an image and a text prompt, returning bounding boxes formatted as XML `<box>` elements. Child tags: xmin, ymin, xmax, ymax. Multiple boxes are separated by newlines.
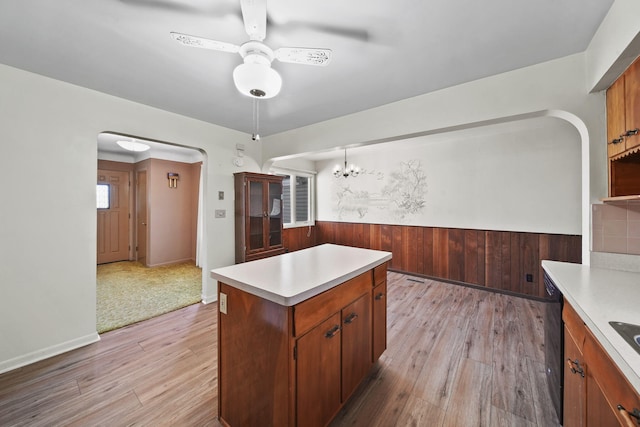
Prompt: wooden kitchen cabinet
<box><xmin>372</xmin><ymin>263</ymin><xmax>388</xmax><ymax>361</ymax></box>
<box><xmin>297</xmin><ymin>291</ymin><xmax>372</xmax><ymax>427</ymax></box>
<box><xmin>341</xmin><ymin>293</ymin><xmax>372</xmax><ymax>402</ymax></box>
<box><xmin>625</xmin><ymin>58</ymin><xmax>640</xmax><ymax>152</ymax></box>
<box><xmin>563</xmin><ymin>301</ymin><xmax>640</xmax><ymax>426</ymax></box>
<box><xmin>584</xmin><ymin>327</ymin><xmax>640</xmax><ymax>427</ymax></box>
<box><xmin>234</xmin><ymin>172</ymin><xmax>285</xmax><ymax>263</ymax></box>
<box><xmin>607</xmin><ymin>56</ymin><xmax>640</xmax><ymax>197</ymax></box>
<box><xmin>563</xmin><ymin>303</ymin><xmax>586</xmax><ymax>427</ymax></box>
<box><xmin>607</xmin><ymin>76</ymin><xmax>626</xmax><ymax>157</ymax></box>
<box><xmin>296</xmin><ymin>313</ymin><xmax>342</xmax><ymax>427</ymax></box>
<box><xmin>217</xmin><ymin>260</ymin><xmax>388</xmax><ymax>427</ymax></box>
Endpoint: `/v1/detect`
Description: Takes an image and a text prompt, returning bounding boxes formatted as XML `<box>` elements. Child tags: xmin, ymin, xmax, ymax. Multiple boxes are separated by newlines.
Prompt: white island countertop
<box><xmin>542</xmin><ymin>260</ymin><xmax>640</xmax><ymax>395</ymax></box>
<box><xmin>211</xmin><ymin>244</ymin><xmax>392</xmax><ymax>306</ymax></box>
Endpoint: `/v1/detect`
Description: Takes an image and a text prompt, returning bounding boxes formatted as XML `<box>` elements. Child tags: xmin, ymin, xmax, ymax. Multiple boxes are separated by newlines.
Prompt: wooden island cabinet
<box><xmin>211</xmin><ymin>244</ymin><xmax>392</xmax><ymax>427</ymax></box>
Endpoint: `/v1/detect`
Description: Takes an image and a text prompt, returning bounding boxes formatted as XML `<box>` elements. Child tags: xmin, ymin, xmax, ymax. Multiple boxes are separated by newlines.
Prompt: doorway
<box><xmin>97</xmin><ymin>169</ymin><xmax>131</xmax><ymax>264</ymax></box>
<box><xmin>96</xmin><ymin>132</ymin><xmax>206</xmax><ymax>333</ymax></box>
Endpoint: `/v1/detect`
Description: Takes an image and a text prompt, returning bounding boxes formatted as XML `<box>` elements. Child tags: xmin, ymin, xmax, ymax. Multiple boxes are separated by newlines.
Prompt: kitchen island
<box><xmin>210</xmin><ymin>244</ymin><xmax>392</xmax><ymax>427</ymax></box>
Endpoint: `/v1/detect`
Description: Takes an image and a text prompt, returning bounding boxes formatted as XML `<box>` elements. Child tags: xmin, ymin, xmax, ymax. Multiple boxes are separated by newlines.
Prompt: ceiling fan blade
<box><xmin>170</xmin><ymin>32</ymin><xmax>240</xmax><ymax>53</ymax></box>
<box><xmin>240</xmin><ymin>0</ymin><xmax>267</xmax><ymax>41</ymax></box>
<box><xmin>118</xmin><ymin>0</ymin><xmax>201</xmax><ymax>13</ymax></box>
<box><xmin>269</xmin><ymin>19</ymin><xmax>369</xmax><ymax>43</ymax></box>
<box><xmin>275</xmin><ymin>47</ymin><xmax>332</xmax><ymax>66</ymax></box>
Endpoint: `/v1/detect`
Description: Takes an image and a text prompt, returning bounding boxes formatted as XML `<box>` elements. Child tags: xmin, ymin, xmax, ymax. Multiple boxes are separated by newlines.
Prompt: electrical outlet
<box><xmin>215</xmin><ymin>209</ymin><xmax>226</xmax><ymax>218</ymax></box>
<box><xmin>525</xmin><ymin>274</ymin><xmax>534</xmax><ymax>283</ymax></box>
<box><xmin>219</xmin><ymin>292</ymin><xmax>227</xmax><ymax>314</ymax></box>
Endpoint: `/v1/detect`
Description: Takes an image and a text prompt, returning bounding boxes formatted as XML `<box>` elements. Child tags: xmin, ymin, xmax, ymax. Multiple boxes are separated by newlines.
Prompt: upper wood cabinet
<box><xmin>625</xmin><ymin>59</ymin><xmax>640</xmax><ymax>151</ymax></box>
<box><xmin>607</xmin><ymin>56</ymin><xmax>640</xmax><ymax>197</ymax></box>
<box><xmin>607</xmin><ymin>76</ymin><xmax>626</xmax><ymax>157</ymax></box>
<box><xmin>234</xmin><ymin>172</ymin><xmax>285</xmax><ymax>263</ymax></box>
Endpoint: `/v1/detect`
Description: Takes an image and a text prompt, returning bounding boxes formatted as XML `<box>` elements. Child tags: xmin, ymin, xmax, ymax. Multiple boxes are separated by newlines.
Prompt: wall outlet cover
<box><xmin>219</xmin><ymin>292</ymin><xmax>227</xmax><ymax>314</ymax></box>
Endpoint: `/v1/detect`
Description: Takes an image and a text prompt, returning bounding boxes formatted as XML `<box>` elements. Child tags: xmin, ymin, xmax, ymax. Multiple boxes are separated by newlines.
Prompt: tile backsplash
<box><xmin>592</xmin><ymin>201</ymin><xmax>640</xmax><ymax>255</ymax></box>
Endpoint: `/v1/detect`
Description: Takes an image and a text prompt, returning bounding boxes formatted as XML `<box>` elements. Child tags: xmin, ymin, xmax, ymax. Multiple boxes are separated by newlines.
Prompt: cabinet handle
<box><xmin>375</xmin><ymin>292</ymin><xmax>385</xmax><ymax>300</ymax></box>
<box><xmin>617</xmin><ymin>405</ymin><xmax>640</xmax><ymax>427</ymax></box>
<box><xmin>325</xmin><ymin>325</ymin><xmax>341</xmax><ymax>338</ymax></box>
<box><xmin>625</xmin><ymin>128</ymin><xmax>639</xmax><ymax>137</ymax></box>
<box><xmin>566</xmin><ymin>358</ymin><xmax>585</xmax><ymax>378</ymax></box>
<box><xmin>612</xmin><ymin>137</ymin><xmax>625</xmax><ymax>144</ymax></box>
<box><xmin>344</xmin><ymin>312</ymin><xmax>358</xmax><ymax>324</ymax></box>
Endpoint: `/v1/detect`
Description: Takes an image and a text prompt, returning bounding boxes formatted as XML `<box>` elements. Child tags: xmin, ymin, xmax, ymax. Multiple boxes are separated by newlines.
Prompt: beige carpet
<box><xmin>97</xmin><ymin>260</ymin><xmax>202</xmax><ymax>333</ymax></box>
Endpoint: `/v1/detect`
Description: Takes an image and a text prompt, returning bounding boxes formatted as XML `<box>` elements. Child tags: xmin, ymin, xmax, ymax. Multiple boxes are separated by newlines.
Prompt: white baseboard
<box><xmin>201</xmin><ymin>293</ymin><xmax>218</xmax><ymax>305</ymax></box>
<box><xmin>0</xmin><ymin>332</ymin><xmax>101</xmax><ymax>375</ymax></box>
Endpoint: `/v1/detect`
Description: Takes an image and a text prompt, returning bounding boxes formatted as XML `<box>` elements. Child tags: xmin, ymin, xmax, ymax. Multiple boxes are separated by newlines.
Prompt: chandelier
<box><xmin>333</xmin><ymin>149</ymin><xmax>360</xmax><ymax>178</ymax></box>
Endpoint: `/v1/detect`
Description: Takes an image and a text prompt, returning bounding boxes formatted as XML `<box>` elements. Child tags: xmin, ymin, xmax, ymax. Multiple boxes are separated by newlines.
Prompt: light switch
<box><xmin>218</xmin><ymin>191</ymin><xmax>224</xmax><ymax>200</ymax></box>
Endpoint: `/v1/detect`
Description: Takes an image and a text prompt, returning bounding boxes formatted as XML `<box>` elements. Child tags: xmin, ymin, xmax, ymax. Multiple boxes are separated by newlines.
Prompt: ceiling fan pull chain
<box><xmin>252</xmin><ymin>98</ymin><xmax>260</xmax><ymax>141</ymax></box>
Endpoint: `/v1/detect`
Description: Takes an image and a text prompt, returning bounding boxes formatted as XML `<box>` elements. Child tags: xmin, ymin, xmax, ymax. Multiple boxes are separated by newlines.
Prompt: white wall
<box><xmin>263</xmin><ymin>52</ymin><xmax>604</xmax><ymax>266</ymax></box>
<box><xmin>0</xmin><ymin>63</ymin><xmax>260</xmax><ymax>373</ymax></box>
<box><xmin>316</xmin><ymin>117</ymin><xmax>582</xmax><ymax>234</ymax></box>
<box><xmin>587</xmin><ymin>0</ymin><xmax>640</xmax><ymax>91</ymax></box>
<box><xmin>263</xmin><ymin>53</ymin><xmax>605</xmax><ymax>203</ymax></box>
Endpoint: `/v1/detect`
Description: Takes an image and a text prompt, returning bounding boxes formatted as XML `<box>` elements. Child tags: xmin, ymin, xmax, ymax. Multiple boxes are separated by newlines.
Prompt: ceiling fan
<box><xmin>170</xmin><ymin>0</ymin><xmax>332</xmax><ymax>99</ymax></box>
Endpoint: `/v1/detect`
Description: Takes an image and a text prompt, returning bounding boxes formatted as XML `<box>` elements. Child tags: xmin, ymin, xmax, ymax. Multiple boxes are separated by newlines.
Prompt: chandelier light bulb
<box><xmin>334</xmin><ymin>149</ymin><xmax>359</xmax><ymax>178</ymax></box>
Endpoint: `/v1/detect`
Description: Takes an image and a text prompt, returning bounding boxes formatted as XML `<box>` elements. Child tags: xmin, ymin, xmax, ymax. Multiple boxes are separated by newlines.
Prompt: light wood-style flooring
<box><xmin>0</xmin><ymin>272</ymin><xmax>559</xmax><ymax>426</ymax></box>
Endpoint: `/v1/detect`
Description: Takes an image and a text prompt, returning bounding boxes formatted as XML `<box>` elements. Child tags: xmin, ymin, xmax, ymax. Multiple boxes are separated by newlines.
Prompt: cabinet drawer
<box><xmin>584</xmin><ymin>328</ymin><xmax>640</xmax><ymax>426</ymax></box>
<box><xmin>374</xmin><ymin>263</ymin><xmax>387</xmax><ymax>286</ymax></box>
<box><xmin>293</xmin><ymin>272</ymin><xmax>372</xmax><ymax>337</ymax></box>
<box><xmin>563</xmin><ymin>302</ymin><xmax>585</xmax><ymax>351</ymax></box>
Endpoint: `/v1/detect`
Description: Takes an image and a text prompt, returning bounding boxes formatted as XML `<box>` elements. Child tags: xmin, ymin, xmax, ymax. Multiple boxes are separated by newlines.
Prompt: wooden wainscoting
<box><xmin>283</xmin><ymin>225</ymin><xmax>318</xmax><ymax>253</ymax></box>
<box><xmin>306</xmin><ymin>221</ymin><xmax>581</xmax><ymax>299</ymax></box>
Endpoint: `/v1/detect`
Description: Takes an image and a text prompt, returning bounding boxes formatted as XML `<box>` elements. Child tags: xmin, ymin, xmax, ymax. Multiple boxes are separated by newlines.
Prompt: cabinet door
<box><xmin>341</xmin><ymin>293</ymin><xmax>372</xmax><ymax>402</ymax></box>
<box><xmin>267</xmin><ymin>180</ymin><xmax>283</xmax><ymax>249</ymax></box>
<box><xmin>626</xmin><ymin>58</ymin><xmax>640</xmax><ymax>151</ymax></box>
<box><xmin>607</xmin><ymin>76</ymin><xmax>626</xmax><ymax>157</ymax></box>
<box><xmin>584</xmin><ymin>328</ymin><xmax>640</xmax><ymax>427</ymax></box>
<box><xmin>296</xmin><ymin>313</ymin><xmax>342</xmax><ymax>427</ymax></box>
<box><xmin>372</xmin><ymin>282</ymin><xmax>387</xmax><ymax>361</ymax></box>
<box><xmin>563</xmin><ymin>325</ymin><xmax>585</xmax><ymax>427</ymax></box>
<box><xmin>585</xmin><ymin>376</ymin><xmax>620</xmax><ymax>427</ymax></box>
<box><xmin>246</xmin><ymin>178</ymin><xmax>266</xmax><ymax>253</ymax></box>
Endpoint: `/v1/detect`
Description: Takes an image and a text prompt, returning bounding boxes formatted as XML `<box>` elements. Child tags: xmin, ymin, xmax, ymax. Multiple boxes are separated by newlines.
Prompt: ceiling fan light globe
<box><xmin>233</xmin><ymin>63</ymin><xmax>282</xmax><ymax>99</ymax></box>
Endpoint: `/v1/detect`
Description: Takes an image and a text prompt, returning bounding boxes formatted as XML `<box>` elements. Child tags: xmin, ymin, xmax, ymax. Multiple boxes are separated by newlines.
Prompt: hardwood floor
<box><xmin>0</xmin><ymin>273</ymin><xmax>559</xmax><ymax>426</ymax></box>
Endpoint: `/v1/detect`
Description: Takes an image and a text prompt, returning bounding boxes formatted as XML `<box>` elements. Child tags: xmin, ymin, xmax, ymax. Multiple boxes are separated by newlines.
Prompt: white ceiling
<box><xmin>0</xmin><ymin>0</ymin><xmax>613</xmax><ymax>138</ymax></box>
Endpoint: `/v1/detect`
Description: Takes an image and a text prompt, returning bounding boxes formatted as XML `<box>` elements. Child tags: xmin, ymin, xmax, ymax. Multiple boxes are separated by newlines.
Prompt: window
<box><xmin>97</xmin><ymin>184</ymin><xmax>110</xmax><ymax>209</ymax></box>
<box><xmin>274</xmin><ymin>170</ymin><xmax>315</xmax><ymax>228</ymax></box>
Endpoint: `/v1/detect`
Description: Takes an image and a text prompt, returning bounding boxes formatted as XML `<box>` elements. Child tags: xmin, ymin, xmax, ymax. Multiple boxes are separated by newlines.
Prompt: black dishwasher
<box><xmin>544</xmin><ymin>271</ymin><xmax>563</xmax><ymax>424</ymax></box>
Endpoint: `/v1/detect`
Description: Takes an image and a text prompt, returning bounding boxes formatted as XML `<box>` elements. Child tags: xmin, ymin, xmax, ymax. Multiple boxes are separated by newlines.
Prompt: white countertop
<box><xmin>542</xmin><ymin>260</ymin><xmax>640</xmax><ymax>395</ymax></box>
<box><xmin>210</xmin><ymin>244</ymin><xmax>392</xmax><ymax>306</ymax></box>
